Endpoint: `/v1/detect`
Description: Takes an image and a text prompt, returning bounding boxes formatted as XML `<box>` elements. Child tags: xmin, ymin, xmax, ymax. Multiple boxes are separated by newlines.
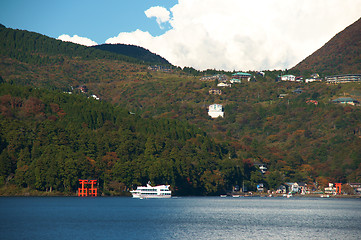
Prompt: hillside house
<box><xmin>306</xmin><ymin>100</ymin><xmax>318</xmax><ymax>105</ymax></box>
<box><xmin>148</xmin><ymin>65</ymin><xmax>171</xmax><ymax>72</ymax></box>
<box><xmin>200</xmin><ymin>74</ymin><xmax>227</xmax><ymax>82</ymax></box>
<box><xmin>281</xmin><ymin>75</ymin><xmax>296</xmax><ymax>82</ymax></box>
<box><xmin>91</xmin><ymin>94</ymin><xmax>100</xmax><ymax>100</ymax></box>
<box><xmin>78</xmin><ymin>85</ymin><xmax>88</xmax><ymax>93</ymax></box>
<box><xmin>258</xmin><ymin>71</ymin><xmax>265</xmax><ymax>77</ymax></box>
<box><xmin>232</xmin><ymin>72</ymin><xmax>252</xmax><ymax>81</ymax></box>
<box><xmin>295</xmin><ymin>76</ymin><xmax>303</xmax><ymax>82</ymax></box>
<box><xmin>200</xmin><ymin>76</ymin><xmax>216</xmax><ymax>81</ymax></box>
<box><xmin>230</xmin><ymin>78</ymin><xmax>241</xmax><ymax>83</ymax></box>
<box><xmin>332</xmin><ymin>97</ymin><xmax>360</xmax><ymax>106</ymax></box>
<box><xmin>208</xmin><ymin>104</ymin><xmax>224</xmax><ymax>118</ymax></box>
<box><xmin>311</xmin><ymin>73</ymin><xmax>320</xmax><ymax>78</ymax></box>
<box><xmin>254</xmin><ymin>163</ymin><xmax>267</xmax><ymax>174</ymax></box>
<box><xmin>216</xmin><ymin>74</ymin><xmax>228</xmax><ymax>82</ymax></box>
<box><xmin>278</xmin><ymin>94</ymin><xmax>288</xmax><ymax>98</ymax></box>
<box><xmin>217</xmin><ymin>82</ymin><xmax>231</xmax><ymax>87</ymax></box>
<box><xmin>293</xmin><ymin>88</ymin><xmax>303</xmax><ymax>94</ymax></box>
<box><xmin>306</xmin><ymin>73</ymin><xmax>322</xmax><ymax>83</ymax></box>
<box><xmin>325</xmin><ymin>74</ymin><xmax>361</xmax><ymax>84</ymax></box>
<box><xmin>209</xmin><ymin>89</ymin><xmax>222</xmax><ymax>95</ymax></box>
<box><xmin>305</xmin><ymin>78</ymin><xmax>322</xmax><ymax>83</ymax></box>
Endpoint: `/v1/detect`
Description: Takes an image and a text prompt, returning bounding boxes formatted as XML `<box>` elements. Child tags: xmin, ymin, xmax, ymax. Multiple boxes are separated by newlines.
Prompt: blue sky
<box><xmin>0</xmin><ymin>0</ymin><xmax>177</xmax><ymax>43</ymax></box>
<box><xmin>1</xmin><ymin>0</ymin><xmax>361</xmax><ymax>71</ymax></box>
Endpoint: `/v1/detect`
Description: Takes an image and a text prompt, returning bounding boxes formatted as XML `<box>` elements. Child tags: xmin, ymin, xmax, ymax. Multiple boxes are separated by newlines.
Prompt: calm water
<box><xmin>1</xmin><ymin>196</ymin><xmax>360</xmax><ymax>240</ymax></box>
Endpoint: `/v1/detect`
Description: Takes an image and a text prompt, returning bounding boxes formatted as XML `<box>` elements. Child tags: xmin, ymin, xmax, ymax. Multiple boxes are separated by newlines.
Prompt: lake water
<box><xmin>1</xmin><ymin>196</ymin><xmax>360</xmax><ymax>240</ymax></box>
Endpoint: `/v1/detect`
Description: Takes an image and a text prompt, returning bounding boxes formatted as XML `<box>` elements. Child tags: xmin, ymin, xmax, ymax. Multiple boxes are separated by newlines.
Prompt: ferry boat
<box><xmin>130</xmin><ymin>183</ymin><xmax>172</xmax><ymax>199</ymax></box>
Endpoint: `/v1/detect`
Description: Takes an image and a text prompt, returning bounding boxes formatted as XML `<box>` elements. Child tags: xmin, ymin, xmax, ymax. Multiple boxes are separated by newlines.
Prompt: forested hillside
<box><xmin>0</xmin><ymin>84</ymin><xmax>254</xmax><ymax>196</ymax></box>
<box><xmin>0</xmin><ymin>26</ymin><xmax>143</xmax><ymax>65</ymax></box>
<box><xmin>117</xmin><ymin>77</ymin><xmax>361</xmax><ymax>187</ymax></box>
<box><xmin>293</xmin><ymin>17</ymin><xmax>361</xmax><ymax>75</ymax></box>
<box><xmin>93</xmin><ymin>44</ymin><xmax>170</xmax><ymax>66</ymax></box>
<box><xmin>1</xmin><ymin>25</ymin><xmax>361</xmax><ymax>196</ymax></box>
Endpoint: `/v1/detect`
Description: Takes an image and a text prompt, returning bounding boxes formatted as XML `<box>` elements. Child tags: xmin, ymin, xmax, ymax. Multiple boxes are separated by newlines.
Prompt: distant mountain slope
<box><xmin>0</xmin><ymin>26</ymin><xmax>167</xmax><ymax>90</ymax></box>
<box><xmin>93</xmin><ymin>44</ymin><xmax>170</xmax><ymax>66</ymax></box>
<box><xmin>0</xmin><ymin>26</ymin><xmax>141</xmax><ymax>65</ymax></box>
<box><xmin>293</xmin><ymin>17</ymin><xmax>361</xmax><ymax>75</ymax></box>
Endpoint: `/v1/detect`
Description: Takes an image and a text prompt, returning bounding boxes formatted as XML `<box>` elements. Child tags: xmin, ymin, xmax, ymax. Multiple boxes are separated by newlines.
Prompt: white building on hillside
<box><xmin>217</xmin><ymin>82</ymin><xmax>231</xmax><ymax>87</ymax></box>
<box><xmin>281</xmin><ymin>75</ymin><xmax>296</xmax><ymax>81</ymax></box>
<box><xmin>208</xmin><ymin>104</ymin><xmax>224</xmax><ymax>118</ymax></box>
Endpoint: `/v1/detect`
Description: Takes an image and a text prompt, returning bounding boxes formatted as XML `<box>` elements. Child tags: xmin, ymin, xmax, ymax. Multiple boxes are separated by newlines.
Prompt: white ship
<box><xmin>130</xmin><ymin>183</ymin><xmax>172</xmax><ymax>199</ymax></box>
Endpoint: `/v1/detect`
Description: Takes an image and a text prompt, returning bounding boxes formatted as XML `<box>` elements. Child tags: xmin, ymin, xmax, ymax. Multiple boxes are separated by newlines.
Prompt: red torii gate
<box><xmin>78</xmin><ymin>179</ymin><xmax>98</xmax><ymax>197</ymax></box>
<box><xmin>335</xmin><ymin>183</ymin><xmax>342</xmax><ymax>195</ymax></box>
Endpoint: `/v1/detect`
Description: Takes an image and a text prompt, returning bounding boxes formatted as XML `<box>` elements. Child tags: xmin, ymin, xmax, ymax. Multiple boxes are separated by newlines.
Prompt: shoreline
<box><xmin>231</xmin><ymin>193</ymin><xmax>361</xmax><ymax>199</ymax></box>
<box><xmin>1</xmin><ymin>185</ymin><xmax>360</xmax><ymax>198</ymax></box>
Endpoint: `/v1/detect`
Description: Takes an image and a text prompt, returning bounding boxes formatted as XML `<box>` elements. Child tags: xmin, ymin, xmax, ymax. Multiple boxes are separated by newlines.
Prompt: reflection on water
<box><xmin>1</xmin><ymin>197</ymin><xmax>360</xmax><ymax>240</ymax></box>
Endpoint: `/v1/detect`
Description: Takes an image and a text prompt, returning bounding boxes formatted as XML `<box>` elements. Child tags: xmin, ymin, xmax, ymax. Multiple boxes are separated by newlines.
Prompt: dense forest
<box><xmin>0</xmin><ymin>84</ymin><xmax>267</xmax><ymax>196</ymax></box>
<box><xmin>0</xmin><ymin>26</ymin><xmax>163</xmax><ymax>67</ymax></box>
<box><xmin>93</xmin><ymin>44</ymin><xmax>170</xmax><ymax>66</ymax></box>
<box><xmin>1</xmin><ymin>25</ymin><xmax>361</xmax><ymax>196</ymax></box>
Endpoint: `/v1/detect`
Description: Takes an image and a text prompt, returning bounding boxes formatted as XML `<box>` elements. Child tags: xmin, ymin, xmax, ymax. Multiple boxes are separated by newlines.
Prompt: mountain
<box><xmin>93</xmin><ymin>44</ymin><xmax>171</xmax><ymax>66</ymax></box>
<box><xmin>0</xmin><ymin>26</ymin><xmax>149</xmax><ymax>69</ymax></box>
<box><xmin>292</xmin><ymin>17</ymin><xmax>361</xmax><ymax>76</ymax></box>
<box><xmin>1</xmin><ymin>25</ymin><xmax>361</xmax><ymax>196</ymax></box>
<box><xmin>0</xmin><ymin>26</ymin><xmax>163</xmax><ymax>90</ymax></box>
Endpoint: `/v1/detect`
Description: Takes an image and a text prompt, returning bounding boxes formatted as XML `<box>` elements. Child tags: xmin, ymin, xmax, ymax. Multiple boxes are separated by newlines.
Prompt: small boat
<box><xmin>130</xmin><ymin>182</ymin><xmax>171</xmax><ymax>199</ymax></box>
<box><xmin>232</xmin><ymin>195</ymin><xmax>240</xmax><ymax>198</ymax></box>
<box><xmin>220</xmin><ymin>195</ymin><xmax>227</xmax><ymax>198</ymax></box>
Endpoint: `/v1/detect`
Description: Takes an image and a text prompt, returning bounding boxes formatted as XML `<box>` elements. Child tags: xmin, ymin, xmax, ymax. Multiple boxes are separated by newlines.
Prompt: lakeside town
<box><xmin>229</xmin><ymin>181</ymin><xmax>361</xmax><ymax>198</ymax></box>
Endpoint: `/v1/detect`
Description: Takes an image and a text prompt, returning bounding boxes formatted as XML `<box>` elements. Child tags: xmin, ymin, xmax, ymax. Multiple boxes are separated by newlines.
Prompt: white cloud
<box><xmin>57</xmin><ymin>34</ymin><xmax>98</xmax><ymax>46</ymax></box>
<box><xmin>106</xmin><ymin>29</ymin><xmax>154</xmax><ymax>45</ymax></box>
<box><xmin>144</xmin><ymin>6</ymin><xmax>171</xmax><ymax>29</ymax></box>
<box><xmin>107</xmin><ymin>0</ymin><xmax>361</xmax><ymax>71</ymax></box>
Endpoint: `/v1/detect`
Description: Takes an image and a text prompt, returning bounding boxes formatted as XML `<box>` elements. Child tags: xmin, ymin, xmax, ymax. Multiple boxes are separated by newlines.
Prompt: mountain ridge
<box><xmin>292</xmin><ymin>17</ymin><xmax>361</xmax><ymax>75</ymax></box>
<box><xmin>92</xmin><ymin>43</ymin><xmax>171</xmax><ymax>66</ymax></box>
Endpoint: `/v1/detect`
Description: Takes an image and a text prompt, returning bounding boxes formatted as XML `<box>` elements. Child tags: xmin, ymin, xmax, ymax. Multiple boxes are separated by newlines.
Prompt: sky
<box><xmin>1</xmin><ymin>0</ymin><xmax>361</xmax><ymax>71</ymax></box>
